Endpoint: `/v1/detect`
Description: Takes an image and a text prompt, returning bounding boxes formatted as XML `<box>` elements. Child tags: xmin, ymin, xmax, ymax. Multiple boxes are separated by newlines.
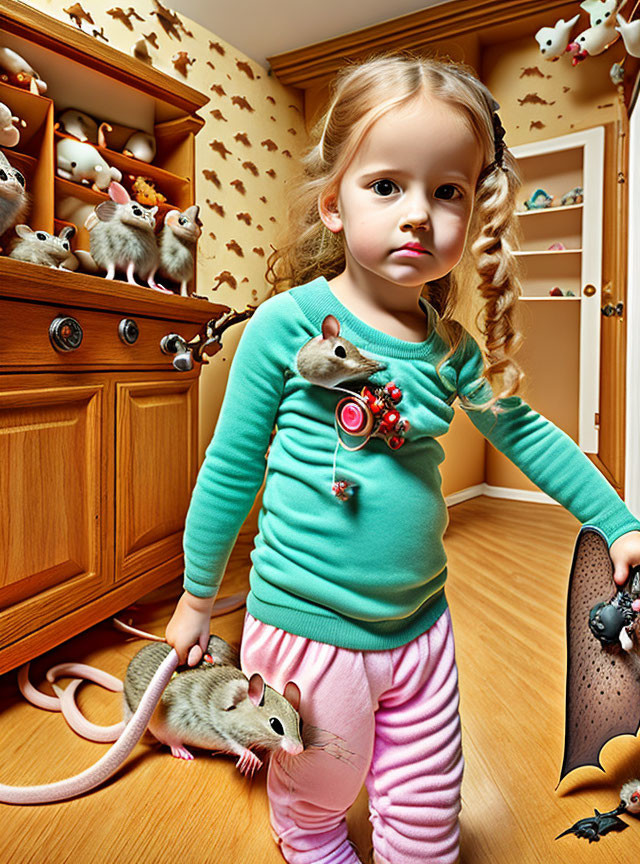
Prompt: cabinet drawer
<box><xmin>0</xmin><ymin>297</ymin><xmax>204</xmax><ymax>371</ymax></box>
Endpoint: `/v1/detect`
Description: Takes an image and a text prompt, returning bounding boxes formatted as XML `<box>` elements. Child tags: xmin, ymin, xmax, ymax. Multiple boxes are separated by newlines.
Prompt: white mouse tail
<box><xmin>0</xmin><ymin>649</ymin><xmax>179</xmax><ymax>805</ymax></box>
<box><xmin>19</xmin><ymin>661</ymin><xmax>125</xmax><ymax>742</ymax></box>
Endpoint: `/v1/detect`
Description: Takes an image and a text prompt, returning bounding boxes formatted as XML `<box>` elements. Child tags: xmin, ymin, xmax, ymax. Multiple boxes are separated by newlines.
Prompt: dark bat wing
<box><xmin>555</xmin><ymin>808</ymin><xmax>629</xmax><ymax>842</ymax></box>
<box><xmin>558</xmin><ymin>525</ymin><xmax>640</xmax><ymax>786</ymax></box>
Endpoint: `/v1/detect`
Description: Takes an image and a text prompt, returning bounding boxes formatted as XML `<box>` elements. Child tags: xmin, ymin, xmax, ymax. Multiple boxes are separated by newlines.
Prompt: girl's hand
<box><xmin>610</xmin><ymin>531</ymin><xmax>640</xmax><ymax>611</ymax></box>
<box><xmin>165</xmin><ymin>590</ymin><xmax>215</xmax><ymax>666</ymax></box>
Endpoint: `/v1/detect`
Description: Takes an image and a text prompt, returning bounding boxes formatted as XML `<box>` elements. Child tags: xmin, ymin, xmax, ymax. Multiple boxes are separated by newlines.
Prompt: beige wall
<box><xmin>24</xmin><ymin>0</ymin><xmax>307</xmax><ymax>465</ymax></box>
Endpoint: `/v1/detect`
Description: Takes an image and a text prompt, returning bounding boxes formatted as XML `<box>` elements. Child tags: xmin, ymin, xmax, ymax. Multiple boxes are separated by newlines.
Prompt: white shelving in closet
<box><xmin>510</xmin><ymin>126</ymin><xmax>605</xmax><ymax>453</ymax></box>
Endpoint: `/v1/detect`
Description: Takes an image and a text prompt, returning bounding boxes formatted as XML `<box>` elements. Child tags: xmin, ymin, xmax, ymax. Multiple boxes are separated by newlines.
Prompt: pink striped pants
<box><xmin>240</xmin><ymin>607</ymin><xmax>463</xmax><ymax>864</ymax></box>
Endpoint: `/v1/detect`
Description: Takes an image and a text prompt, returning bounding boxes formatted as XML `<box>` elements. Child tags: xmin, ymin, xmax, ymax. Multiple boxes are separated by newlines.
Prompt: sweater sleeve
<box><xmin>182</xmin><ymin>292</ymin><xmax>292</xmax><ymax>598</ymax></box>
<box><xmin>455</xmin><ymin>330</ymin><xmax>640</xmax><ymax>549</ymax></box>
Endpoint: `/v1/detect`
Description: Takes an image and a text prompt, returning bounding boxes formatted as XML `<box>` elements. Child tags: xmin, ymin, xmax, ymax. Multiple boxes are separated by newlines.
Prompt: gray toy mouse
<box><xmin>2</xmin><ymin>631</ymin><xmax>303</xmax><ymax>804</ymax></box>
<box><xmin>85</xmin><ymin>180</ymin><xmax>170</xmax><ymax>292</ymax></box>
<box><xmin>158</xmin><ymin>204</ymin><xmax>201</xmax><ymax>297</ymax></box>
<box><xmin>296</xmin><ymin>313</ymin><xmax>387</xmax><ymax>387</ymax></box>
<box><xmin>123</xmin><ymin>639</ymin><xmax>303</xmax><ymax>770</ymax></box>
<box><xmin>9</xmin><ymin>224</ymin><xmax>78</xmax><ymax>270</ymax></box>
<box><xmin>0</xmin><ymin>149</ymin><xmax>28</xmax><ymax>241</ymax></box>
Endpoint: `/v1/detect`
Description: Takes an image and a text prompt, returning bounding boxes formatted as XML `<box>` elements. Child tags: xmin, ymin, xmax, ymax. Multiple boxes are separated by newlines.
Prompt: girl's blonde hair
<box><xmin>265</xmin><ymin>50</ymin><xmax>525</xmax><ymax>413</ymax></box>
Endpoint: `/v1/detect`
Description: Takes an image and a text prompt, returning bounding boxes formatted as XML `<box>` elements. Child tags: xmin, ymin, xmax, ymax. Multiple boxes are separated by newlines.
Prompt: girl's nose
<box><xmin>401</xmin><ymin>198</ymin><xmax>431</xmax><ymax>231</ymax></box>
<box><xmin>401</xmin><ymin>212</ymin><xmax>430</xmax><ymax>230</ymax></box>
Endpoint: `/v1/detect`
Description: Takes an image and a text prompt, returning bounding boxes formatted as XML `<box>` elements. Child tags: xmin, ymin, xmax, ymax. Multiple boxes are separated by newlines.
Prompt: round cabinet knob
<box><xmin>118</xmin><ymin>318</ymin><xmax>139</xmax><ymax>344</ymax></box>
<box><xmin>49</xmin><ymin>316</ymin><xmax>83</xmax><ymax>352</ymax></box>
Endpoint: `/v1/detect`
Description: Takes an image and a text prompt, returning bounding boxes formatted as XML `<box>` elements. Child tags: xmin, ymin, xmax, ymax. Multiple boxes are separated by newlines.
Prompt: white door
<box><xmin>511</xmin><ymin>127</ymin><xmax>604</xmax><ymax>453</ymax></box>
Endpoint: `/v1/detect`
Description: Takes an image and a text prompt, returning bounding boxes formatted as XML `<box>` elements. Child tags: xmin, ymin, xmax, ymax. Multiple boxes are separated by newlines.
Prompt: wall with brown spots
<box><xmin>20</xmin><ymin>0</ymin><xmax>307</xmax><ymax>461</ymax></box>
<box><xmin>481</xmin><ymin>30</ymin><xmax>621</xmax><ymax>146</ymax></box>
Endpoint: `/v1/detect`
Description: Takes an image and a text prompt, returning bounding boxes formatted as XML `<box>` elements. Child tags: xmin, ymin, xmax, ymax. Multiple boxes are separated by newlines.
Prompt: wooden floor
<box><xmin>1</xmin><ymin>495</ymin><xmax>639</xmax><ymax>863</ymax></box>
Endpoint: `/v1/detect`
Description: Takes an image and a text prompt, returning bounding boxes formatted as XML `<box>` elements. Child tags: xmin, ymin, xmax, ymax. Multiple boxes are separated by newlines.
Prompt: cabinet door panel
<box><xmin>116</xmin><ymin>378</ymin><xmax>197</xmax><ymax>581</ymax></box>
<box><xmin>0</xmin><ymin>382</ymin><xmax>107</xmax><ymax>644</ymax></box>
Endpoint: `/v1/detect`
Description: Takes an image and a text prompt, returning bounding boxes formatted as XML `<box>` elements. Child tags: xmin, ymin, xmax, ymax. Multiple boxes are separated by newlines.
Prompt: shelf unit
<box><xmin>510</xmin><ymin>126</ymin><xmax>605</xmax><ymax>453</ymax></box>
<box><xmin>0</xmin><ymin>1</ymin><xmax>230</xmax><ymax>674</ymax></box>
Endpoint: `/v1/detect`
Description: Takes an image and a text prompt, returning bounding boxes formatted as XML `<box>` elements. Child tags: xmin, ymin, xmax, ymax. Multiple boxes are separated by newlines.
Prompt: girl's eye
<box><xmin>370</xmin><ymin>179</ymin><xmax>398</xmax><ymax>196</ymax></box>
<box><xmin>435</xmin><ymin>185</ymin><xmax>462</xmax><ymax>200</ymax></box>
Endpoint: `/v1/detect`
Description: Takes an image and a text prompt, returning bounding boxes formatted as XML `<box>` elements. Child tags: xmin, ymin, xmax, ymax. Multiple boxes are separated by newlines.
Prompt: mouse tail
<box><xmin>0</xmin><ymin>649</ymin><xmax>179</xmax><ymax>805</ymax></box>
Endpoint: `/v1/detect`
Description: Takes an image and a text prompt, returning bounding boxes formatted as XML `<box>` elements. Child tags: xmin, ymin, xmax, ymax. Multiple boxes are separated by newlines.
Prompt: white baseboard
<box><xmin>445</xmin><ymin>483</ymin><xmax>560</xmax><ymax>508</ymax></box>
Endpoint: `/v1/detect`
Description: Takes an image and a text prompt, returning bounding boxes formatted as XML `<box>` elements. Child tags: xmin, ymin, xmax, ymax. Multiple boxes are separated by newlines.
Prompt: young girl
<box><xmin>165</xmin><ymin>52</ymin><xmax>640</xmax><ymax>864</ymax></box>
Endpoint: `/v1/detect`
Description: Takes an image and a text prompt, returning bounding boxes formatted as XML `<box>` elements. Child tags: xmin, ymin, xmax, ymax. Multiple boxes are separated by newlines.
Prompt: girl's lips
<box><xmin>392</xmin><ymin>247</ymin><xmax>430</xmax><ymax>256</ymax></box>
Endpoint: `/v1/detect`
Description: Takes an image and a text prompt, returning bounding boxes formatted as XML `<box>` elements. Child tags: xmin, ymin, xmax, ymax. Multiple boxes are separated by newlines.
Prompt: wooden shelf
<box><xmin>0</xmin><ymin>257</ymin><xmax>225</xmax><ymax>320</ymax></box>
<box><xmin>520</xmin><ymin>296</ymin><xmax>581</xmax><ymax>301</ymax></box>
<box><xmin>515</xmin><ymin>203</ymin><xmax>583</xmax><ymax>216</ymax></box>
<box><xmin>514</xmin><ymin>248</ymin><xmax>582</xmax><ymax>256</ymax></box>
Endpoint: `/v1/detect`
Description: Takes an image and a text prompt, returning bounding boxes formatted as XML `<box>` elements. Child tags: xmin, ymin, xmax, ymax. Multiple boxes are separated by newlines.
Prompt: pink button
<box><xmin>340</xmin><ymin>402</ymin><xmax>365</xmax><ymax>432</ymax></box>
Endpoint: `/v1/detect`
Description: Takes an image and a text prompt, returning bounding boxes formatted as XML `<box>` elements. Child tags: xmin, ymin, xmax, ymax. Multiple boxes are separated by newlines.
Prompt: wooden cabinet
<box><xmin>0</xmin><ymin>2</ymin><xmax>231</xmax><ymax>673</ymax></box>
<box><xmin>511</xmin><ymin>127</ymin><xmax>605</xmax><ymax>454</ymax></box>
<box><xmin>0</xmin><ymin>276</ymin><xmax>228</xmax><ymax>674</ymax></box>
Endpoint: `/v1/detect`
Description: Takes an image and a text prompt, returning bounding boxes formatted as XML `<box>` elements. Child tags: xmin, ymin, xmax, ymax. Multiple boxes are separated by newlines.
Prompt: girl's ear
<box><xmin>317</xmin><ymin>190</ymin><xmax>342</xmax><ymax>234</ymax></box>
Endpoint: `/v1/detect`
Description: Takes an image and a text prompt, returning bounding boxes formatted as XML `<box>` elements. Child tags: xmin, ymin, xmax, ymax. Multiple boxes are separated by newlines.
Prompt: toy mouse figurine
<box><xmin>0</xmin><ymin>46</ymin><xmax>47</xmax><ymax>94</ymax></box>
<box><xmin>0</xmin><ymin>149</ymin><xmax>28</xmax><ymax>243</ymax></box>
<box><xmin>588</xmin><ymin>567</ymin><xmax>640</xmax><ymax>653</ymax></box>
<box><xmin>0</xmin><ymin>102</ymin><xmax>25</xmax><ymax>148</ymax></box>
<box><xmin>85</xmin><ymin>181</ymin><xmax>170</xmax><ymax>292</ymax></box>
<box><xmin>158</xmin><ymin>204</ymin><xmax>201</xmax><ymax>296</ymax></box>
<box><xmin>123</xmin><ymin>130</ymin><xmax>156</xmax><ymax>163</ymax></box>
<box><xmin>9</xmin><ymin>224</ymin><xmax>78</xmax><ymax>270</ymax></box>
<box><xmin>1</xmin><ymin>633</ymin><xmax>304</xmax><ymax>804</ymax></box>
<box><xmin>56</xmin><ymin>137</ymin><xmax>122</xmax><ymax>191</ymax></box>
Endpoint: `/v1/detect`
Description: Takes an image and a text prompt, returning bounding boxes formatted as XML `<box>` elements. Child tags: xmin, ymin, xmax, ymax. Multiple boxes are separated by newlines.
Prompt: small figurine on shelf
<box><xmin>9</xmin><ymin>224</ymin><xmax>78</xmax><ymax>270</ymax></box>
<box><xmin>56</xmin><ymin>137</ymin><xmax>122</xmax><ymax>191</ymax></box>
<box><xmin>616</xmin><ymin>13</ymin><xmax>640</xmax><ymax>58</ymax></box>
<box><xmin>0</xmin><ymin>102</ymin><xmax>26</xmax><ymax>147</ymax></box>
<box><xmin>0</xmin><ymin>149</ymin><xmax>28</xmax><ymax>245</ymax></box>
<box><xmin>0</xmin><ymin>46</ymin><xmax>47</xmax><ymax>94</ymax></box>
<box><xmin>130</xmin><ymin>175</ymin><xmax>167</xmax><ymax>206</ymax></box>
<box><xmin>534</xmin><ymin>14</ymin><xmax>580</xmax><ymax>61</ymax></box>
<box><xmin>123</xmin><ymin>131</ymin><xmax>156</xmax><ymax>163</ymax></box>
<box><xmin>561</xmin><ymin>186</ymin><xmax>583</xmax><ymax>205</ymax></box>
<box><xmin>56</xmin><ymin>109</ymin><xmax>99</xmax><ymax>144</ymax></box>
<box><xmin>85</xmin><ymin>180</ymin><xmax>170</xmax><ymax>292</ymax></box>
<box><xmin>158</xmin><ymin>205</ymin><xmax>201</xmax><ymax>297</ymax></box>
<box><xmin>524</xmin><ymin>188</ymin><xmax>554</xmax><ymax>209</ymax></box>
<box><xmin>548</xmin><ymin>241</ymin><xmax>566</xmax><ymax>250</ymax></box>
<box><xmin>567</xmin><ymin>8</ymin><xmax>620</xmax><ymax>66</ymax></box>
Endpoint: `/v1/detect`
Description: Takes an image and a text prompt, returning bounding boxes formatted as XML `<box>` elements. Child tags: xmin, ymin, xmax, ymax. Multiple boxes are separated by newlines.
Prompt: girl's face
<box><xmin>319</xmin><ymin>95</ymin><xmax>485</xmax><ymax>293</ymax></box>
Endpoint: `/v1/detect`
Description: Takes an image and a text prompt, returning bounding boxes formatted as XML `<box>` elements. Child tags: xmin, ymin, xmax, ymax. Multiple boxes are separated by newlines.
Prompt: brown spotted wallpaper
<box><xmin>22</xmin><ymin>0</ymin><xmax>307</xmax><ymax>454</ymax></box>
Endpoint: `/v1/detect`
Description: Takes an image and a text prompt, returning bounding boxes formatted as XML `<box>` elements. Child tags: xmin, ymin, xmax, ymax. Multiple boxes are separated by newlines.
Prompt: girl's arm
<box><xmin>455</xmin><ymin>331</ymin><xmax>640</xmax><ymax>553</ymax></box>
<box><xmin>183</xmin><ymin>292</ymin><xmax>295</xmax><ymax>595</ymax></box>
<box><xmin>166</xmin><ymin>292</ymin><xmax>296</xmax><ymax>660</ymax></box>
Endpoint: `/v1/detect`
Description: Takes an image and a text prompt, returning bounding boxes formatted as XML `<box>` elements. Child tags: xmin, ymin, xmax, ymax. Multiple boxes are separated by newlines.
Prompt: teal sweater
<box><xmin>183</xmin><ymin>275</ymin><xmax>640</xmax><ymax>649</ymax></box>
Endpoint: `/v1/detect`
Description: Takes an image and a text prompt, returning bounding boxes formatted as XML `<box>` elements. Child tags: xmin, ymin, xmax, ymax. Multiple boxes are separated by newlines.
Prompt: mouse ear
<box><xmin>282</xmin><ymin>681</ymin><xmax>301</xmax><ymax>712</ymax></box>
<box><xmin>108</xmin><ymin>181</ymin><xmax>130</xmax><ymax>205</ymax></box>
<box><xmin>321</xmin><ymin>314</ymin><xmax>340</xmax><ymax>340</ymax></box>
<box><xmin>247</xmin><ymin>672</ymin><xmax>265</xmax><ymax>707</ymax></box>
